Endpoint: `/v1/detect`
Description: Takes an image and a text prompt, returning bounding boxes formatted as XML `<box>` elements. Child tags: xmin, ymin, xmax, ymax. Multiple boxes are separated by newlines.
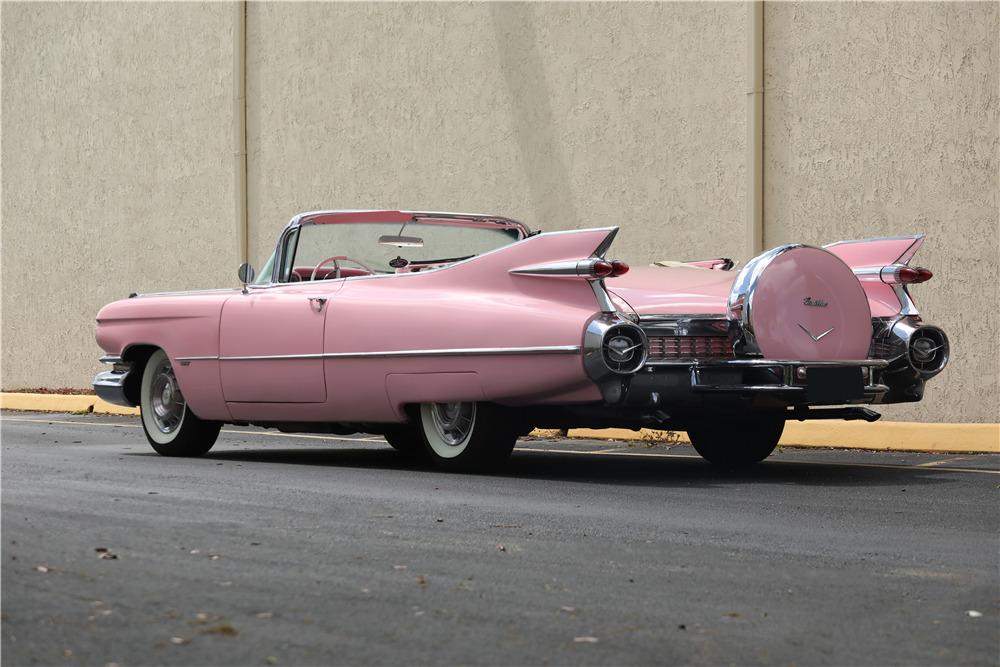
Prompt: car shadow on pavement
<box><xmin>172</xmin><ymin>444</ymin><xmax>963</xmax><ymax>490</ymax></box>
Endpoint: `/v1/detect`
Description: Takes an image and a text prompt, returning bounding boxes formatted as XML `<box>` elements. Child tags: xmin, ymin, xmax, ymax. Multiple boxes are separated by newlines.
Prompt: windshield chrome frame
<box><xmin>264</xmin><ymin>210</ymin><xmax>532</xmax><ymax>287</ymax></box>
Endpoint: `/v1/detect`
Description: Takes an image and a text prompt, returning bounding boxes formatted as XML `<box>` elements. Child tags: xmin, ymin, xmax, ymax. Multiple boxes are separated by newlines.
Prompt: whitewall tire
<box><xmin>139</xmin><ymin>349</ymin><xmax>221</xmax><ymax>457</ymax></box>
<box><xmin>417</xmin><ymin>402</ymin><xmax>517</xmax><ymax>471</ymax></box>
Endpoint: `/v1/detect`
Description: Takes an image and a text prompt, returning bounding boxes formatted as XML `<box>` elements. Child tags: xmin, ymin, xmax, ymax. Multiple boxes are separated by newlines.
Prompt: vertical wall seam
<box><xmin>747</xmin><ymin>0</ymin><xmax>764</xmax><ymax>258</ymax></box>
<box><xmin>234</xmin><ymin>0</ymin><xmax>248</xmax><ymax>266</ymax></box>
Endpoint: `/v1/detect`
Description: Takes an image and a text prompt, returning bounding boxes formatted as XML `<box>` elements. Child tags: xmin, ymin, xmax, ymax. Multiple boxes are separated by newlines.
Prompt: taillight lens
<box><xmin>591</xmin><ymin>260</ymin><xmax>614</xmax><ymax>278</ymax></box>
<box><xmin>897</xmin><ymin>266</ymin><xmax>933</xmax><ymax>284</ymax></box>
<box><xmin>610</xmin><ymin>260</ymin><xmax>630</xmax><ymax>277</ymax></box>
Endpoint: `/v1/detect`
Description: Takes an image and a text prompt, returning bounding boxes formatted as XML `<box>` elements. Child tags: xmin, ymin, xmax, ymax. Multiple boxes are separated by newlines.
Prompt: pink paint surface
<box><xmin>749</xmin><ymin>247</ymin><xmax>872</xmax><ymax>360</ymax></box>
<box><xmin>605</xmin><ymin>265</ymin><xmax>735</xmax><ymax>316</ymax></box>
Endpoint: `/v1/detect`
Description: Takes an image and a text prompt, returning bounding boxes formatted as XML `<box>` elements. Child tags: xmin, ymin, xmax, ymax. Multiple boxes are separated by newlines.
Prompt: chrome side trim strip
<box><xmin>131</xmin><ymin>288</ymin><xmax>243</xmax><ymax>299</ymax></box>
<box><xmin>199</xmin><ymin>345</ymin><xmax>582</xmax><ymax>362</ymax></box>
<box><xmin>174</xmin><ymin>355</ymin><xmax>221</xmax><ymax>362</ymax></box>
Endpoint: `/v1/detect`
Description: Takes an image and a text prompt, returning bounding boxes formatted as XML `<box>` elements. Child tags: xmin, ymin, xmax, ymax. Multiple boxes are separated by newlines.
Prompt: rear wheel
<box><xmin>139</xmin><ymin>350</ymin><xmax>221</xmax><ymax>457</ymax></box>
<box><xmin>687</xmin><ymin>414</ymin><xmax>785</xmax><ymax>468</ymax></box>
<box><xmin>417</xmin><ymin>402</ymin><xmax>517</xmax><ymax>472</ymax></box>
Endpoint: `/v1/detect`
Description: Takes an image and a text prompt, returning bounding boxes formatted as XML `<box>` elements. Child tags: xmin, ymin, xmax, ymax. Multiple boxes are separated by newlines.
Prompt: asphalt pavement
<box><xmin>2</xmin><ymin>411</ymin><xmax>998</xmax><ymax>666</ymax></box>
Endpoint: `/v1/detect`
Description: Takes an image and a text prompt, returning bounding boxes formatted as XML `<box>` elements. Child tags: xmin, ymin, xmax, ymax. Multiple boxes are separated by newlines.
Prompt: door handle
<box><xmin>307</xmin><ymin>297</ymin><xmax>328</xmax><ymax>311</ymax></box>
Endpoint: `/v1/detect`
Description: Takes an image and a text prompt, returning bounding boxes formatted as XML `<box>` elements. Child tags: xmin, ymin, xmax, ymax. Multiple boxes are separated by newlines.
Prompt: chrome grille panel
<box><xmin>647</xmin><ymin>335</ymin><xmax>734</xmax><ymax>361</ymax></box>
<box><xmin>868</xmin><ymin>337</ymin><xmax>905</xmax><ymax>360</ymax></box>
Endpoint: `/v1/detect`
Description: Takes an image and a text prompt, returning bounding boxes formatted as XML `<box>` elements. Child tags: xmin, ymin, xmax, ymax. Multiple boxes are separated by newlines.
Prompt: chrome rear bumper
<box><xmin>636</xmin><ymin>358</ymin><xmax>891</xmax><ymax>403</ymax></box>
<box><xmin>93</xmin><ymin>356</ymin><xmax>135</xmax><ymax>407</ymax></box>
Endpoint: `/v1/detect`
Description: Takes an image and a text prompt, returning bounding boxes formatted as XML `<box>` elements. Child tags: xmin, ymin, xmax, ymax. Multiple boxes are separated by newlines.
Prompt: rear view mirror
<box><xmin>237</xmin><ymin>262</ymin><xmax>255</xmax><ymax>284</ymax></box>
<box><xmin>378</xmin><ymin>235</ymin><xmax>424</xmax><ymax>248</ymax></box>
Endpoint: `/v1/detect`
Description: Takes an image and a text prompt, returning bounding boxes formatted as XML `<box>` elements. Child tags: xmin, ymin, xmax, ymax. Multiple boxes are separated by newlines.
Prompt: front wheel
<box><xmin>687</xmin><ymin>414</ymin><xmax>785</xmax><ymax>468</ymax></box>
<box><xmin>417</xmin><ymin>402</ymin><xmax>517</xmax><ymax>472</ymax></box>
<box><xmin>139</xmin><ymin>350</ymin><xmax>221</xmax><ymax>457</ymax></box>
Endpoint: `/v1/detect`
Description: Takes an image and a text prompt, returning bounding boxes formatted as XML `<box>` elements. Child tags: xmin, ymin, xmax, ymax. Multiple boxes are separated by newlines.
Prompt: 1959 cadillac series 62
<box><xmin>94</xmin><ymin>210</ymin><xmax>949</xmax><ymax>470</ymax></box>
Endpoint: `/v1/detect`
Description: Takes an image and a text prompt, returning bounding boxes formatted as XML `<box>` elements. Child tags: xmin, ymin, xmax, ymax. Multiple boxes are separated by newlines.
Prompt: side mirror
<box><xmin>237</xmin><ymin>262</ymin><xmax>255</xmax><ymax>288</ymax></box>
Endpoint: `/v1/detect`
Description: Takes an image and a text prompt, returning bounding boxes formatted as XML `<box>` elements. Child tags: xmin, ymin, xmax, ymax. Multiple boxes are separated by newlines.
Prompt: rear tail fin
<box><xmin>824</xmin><ymin>234</ymin><xmax>925</xmax><ymax>269</ymax></box>
<box><xmin>824</xmin><ymin>234</ymin><xmax>930</xmax><ymax>316</ymax></box>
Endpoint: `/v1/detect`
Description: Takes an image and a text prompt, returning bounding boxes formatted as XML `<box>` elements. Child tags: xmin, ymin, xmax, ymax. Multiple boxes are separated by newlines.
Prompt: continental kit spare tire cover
<box><xmin>731</xmin><ymin>246</ymin><xmax>871</xmax><ymax>361</ymax></box>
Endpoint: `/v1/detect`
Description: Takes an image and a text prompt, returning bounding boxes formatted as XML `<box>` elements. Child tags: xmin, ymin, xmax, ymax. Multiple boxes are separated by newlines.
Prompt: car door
<box><xmin>219</xmin><ymin>282</ymin><xmax>343</xmax><ymax>403</ymax></box>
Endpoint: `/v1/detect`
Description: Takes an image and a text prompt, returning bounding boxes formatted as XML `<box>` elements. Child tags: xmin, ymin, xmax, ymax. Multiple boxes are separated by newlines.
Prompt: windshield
<box><xmin>277</xmin><ymin>221</ymin><xmax>522</xmax><ymax>282</ymax></box>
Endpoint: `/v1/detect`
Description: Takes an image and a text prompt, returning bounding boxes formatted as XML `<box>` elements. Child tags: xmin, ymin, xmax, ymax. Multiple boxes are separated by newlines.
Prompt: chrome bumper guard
<box><xmin>93</xmin><ymin>356</ymin><xmax>135</xmax><ymax>407</ymax></box>
<box><xmin>643</xmin><ymin>358</ymin><xmax>890</xmax><ymax>399</ymax></box>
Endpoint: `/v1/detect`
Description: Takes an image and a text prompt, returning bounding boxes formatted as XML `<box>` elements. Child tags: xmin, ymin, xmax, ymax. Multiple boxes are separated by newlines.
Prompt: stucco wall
<box><xmin>1</xmin><ymin>2</ymin><xmax>236</xmax><ymax>389</ymax></box>
<box><xmin>245</xmin><ymin>2</ymin><xmax>746</xmax><ymax>267</ymax></box>
<box><xmin>764</xmin><ymin>1</ymin><xmax>999</xmax><ymax>422</ymax></box>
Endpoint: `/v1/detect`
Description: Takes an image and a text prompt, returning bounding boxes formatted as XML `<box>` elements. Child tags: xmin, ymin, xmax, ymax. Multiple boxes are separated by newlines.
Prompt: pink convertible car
<box><xmin>94</xmin><ymin>210</ymin><xmax>948</xmax><ymax>469</ymax></box>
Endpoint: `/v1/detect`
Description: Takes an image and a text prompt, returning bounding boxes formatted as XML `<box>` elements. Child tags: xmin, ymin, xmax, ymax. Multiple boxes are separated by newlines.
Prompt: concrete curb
<box><xmin>0</xmin><ymin>393</ymin><xmax>139</xmax><ymax>416</ymax></box>
<box><xmin>538</xmin><ymin>421</ymin><xmax>999</xmax><ymax>454</ymax></box>
<box><xmin>2</xmin><ymin>393</ymin><xmax>997</xmax><ymax>454</ymax></box>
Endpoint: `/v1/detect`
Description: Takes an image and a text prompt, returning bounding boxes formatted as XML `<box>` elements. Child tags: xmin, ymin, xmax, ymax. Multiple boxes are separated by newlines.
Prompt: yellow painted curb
<box><xmin>2</xmin><ymin>393</ymin><xmax>997</xmax><ymax>454</ymax></box>
<box><xmin>532</xmin><ymin>421</ymin><xmax>999</xmax><ymax>454</ymax></box>
<box><xmin>0</xmin><ymin>393</ymin><xmax>138</xmax><ymax>416</ymax></box>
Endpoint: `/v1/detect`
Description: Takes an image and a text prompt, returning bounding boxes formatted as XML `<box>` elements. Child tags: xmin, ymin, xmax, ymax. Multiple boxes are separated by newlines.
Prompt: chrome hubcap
<box><xmin>429</xmin><ymin>402</ymin><xmax>475</xmax><ymax>446</ymax></box>
<box><xmin>149</xmin><ymin>359</ymin><xmax>185</xmax><ymax>434</ymax></box>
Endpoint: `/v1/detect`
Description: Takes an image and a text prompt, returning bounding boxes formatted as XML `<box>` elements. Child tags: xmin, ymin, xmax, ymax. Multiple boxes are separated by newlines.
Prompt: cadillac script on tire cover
<box><xmin>94</xmin><ymin>210</ymin><xmax>949</xmax><ymax>469</ymax></box>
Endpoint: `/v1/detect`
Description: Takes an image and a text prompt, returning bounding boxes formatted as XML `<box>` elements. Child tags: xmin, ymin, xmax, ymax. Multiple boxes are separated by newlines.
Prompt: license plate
<box><xmin>807</xmin><ymin>366</ymin><xmax>864</xmax><ymax>403</ymax></box>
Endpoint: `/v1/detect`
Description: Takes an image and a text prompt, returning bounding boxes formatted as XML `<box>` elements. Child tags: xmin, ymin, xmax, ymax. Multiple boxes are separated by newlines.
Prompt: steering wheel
<box><xmin>310</xmin><ymin>255</ymin><xmax>375</xmax><ymax>281</ymax></box>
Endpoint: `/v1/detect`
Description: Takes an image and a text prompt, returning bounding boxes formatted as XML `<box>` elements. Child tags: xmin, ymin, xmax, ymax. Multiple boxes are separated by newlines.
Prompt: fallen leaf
<box><xmin>202</xmin><ymin>624</ymin><xmax>239</xmax><ymax>636</ymax></box>
<box><xmin>573</xmin><ymin>636</ymin><xmax>599</xmax><ymax>643</ymax></box>
<box><xmin>416</xmin><ymin>575</ymin><xmax>428</xmax><ymax>587</ymax></box>
<box><xmin>170</xmin><ymin>637</ymin><xmax>190</xmax><ymax>645</ymax></box>
<box><xmin>95</xmin><ymin>547</ymin><xmax>109</xmax><ymax>553</ymax></box>
<box><xmin>191</xmin><ymin>612</ymin><xmax>211</xmax><ymax>625</ymax></box>
<box><xmin>266</xmin><ymin>658</ymin><xmax>278</xmax><ymax>665</ymax></box>
<box><xmin>208</xmin><ymin>554</ymin><xmax>222</xmax><ymax>560</ymax></box>
<box><xmin>560</xmin><ymin>606</ymin><xmax>576</xmax><ymax>614</ymax></box>
<box><xmin>99</xmin><ymin>552</ymin><xmax>118</xmax><ymax>560</ymax></box>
